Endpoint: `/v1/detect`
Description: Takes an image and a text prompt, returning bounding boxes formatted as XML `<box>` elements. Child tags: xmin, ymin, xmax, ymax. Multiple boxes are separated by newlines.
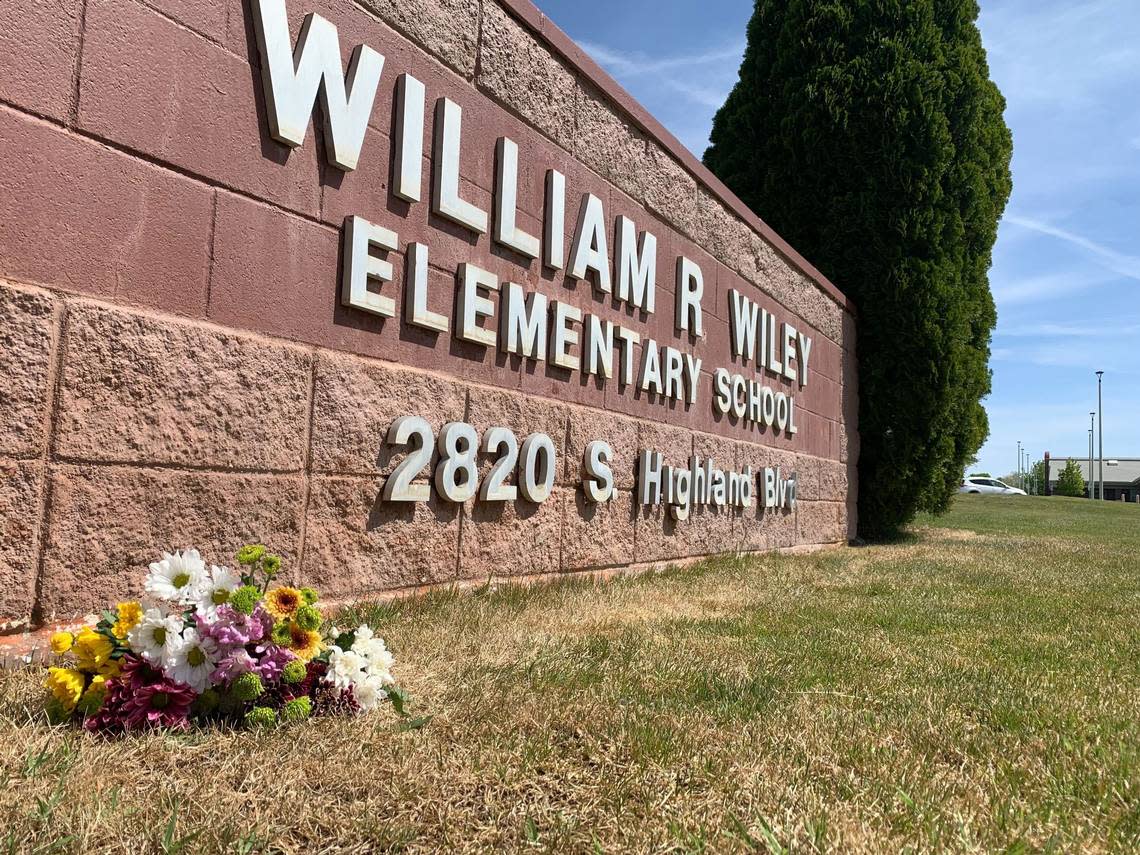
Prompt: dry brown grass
<box><xmin>1</xmin><ymin>495</ymin><xmax>1138</xmax><ymax>853</ymax></box>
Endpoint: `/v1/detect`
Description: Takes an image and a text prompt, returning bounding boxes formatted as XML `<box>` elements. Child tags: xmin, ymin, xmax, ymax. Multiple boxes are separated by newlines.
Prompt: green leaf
<box><xmin>396</xmin><ymin>715</ymin><xmax>432</xmax><ymax>732</ymax></box>
<box><xmin>385</xmin><ymin>686</ymin><xmax>411</xmax><ymax>717</ymax></box>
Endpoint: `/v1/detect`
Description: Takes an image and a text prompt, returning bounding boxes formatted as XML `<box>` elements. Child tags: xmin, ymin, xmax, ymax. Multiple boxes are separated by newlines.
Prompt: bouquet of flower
<box><xmin>44</xmin><ymin>545</ymin><xmax>401</xmax><ymax>732</ymax></box>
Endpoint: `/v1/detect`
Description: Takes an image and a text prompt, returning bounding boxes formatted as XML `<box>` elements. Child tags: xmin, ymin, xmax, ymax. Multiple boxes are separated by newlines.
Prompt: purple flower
<box><xmin>251</xmin><ymin>644</ymin><xmax>295</xmax><ymax>683</ymax></box>
<box><xmin>211</xmin><ymin>649</ymin><xmax>255</xmax><ymax>683</ymax></box>
<box><xmin>198</xmin><ymin>605</ymin><xmax>270</xmax><ymax>647</ymax></box>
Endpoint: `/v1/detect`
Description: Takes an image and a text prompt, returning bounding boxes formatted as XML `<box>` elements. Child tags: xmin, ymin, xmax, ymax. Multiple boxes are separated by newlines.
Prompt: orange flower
<box><xmin>264</xmin><ymin>587</ymin><xmax>303</xmax><ymax>620</ymax></box>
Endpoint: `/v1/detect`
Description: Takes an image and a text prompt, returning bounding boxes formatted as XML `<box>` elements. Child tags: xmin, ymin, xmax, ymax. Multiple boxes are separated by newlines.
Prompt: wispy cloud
<box><xmin>989</xmin><ymin>269</ymin><xmax>1112</xmax><ymax>306</ymax></box>
<box><xmin>997</xmin><ymin>319</ymin><xmax>1140</xmax><ymax>338</ymax></box>
<box><xmin>1003</xmin><ymin>215</ymin><xmax>1140</xmax><ymax>282</ymax></box>
<box><xmin>577</xmin><ymin>39</ymin><xmax>744</xmax><ymax>77</ymax></box>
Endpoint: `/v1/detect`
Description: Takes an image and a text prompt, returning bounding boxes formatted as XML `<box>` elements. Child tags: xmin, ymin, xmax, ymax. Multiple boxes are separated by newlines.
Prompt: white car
<box><xmin>959</xmin><ymin>477</ymin><xmax>1026</xmax><ymax>495</ymax></box>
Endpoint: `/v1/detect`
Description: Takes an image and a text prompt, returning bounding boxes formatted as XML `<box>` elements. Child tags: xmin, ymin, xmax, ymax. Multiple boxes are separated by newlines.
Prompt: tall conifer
<box><xmin>705</xmin><ymin>0</ymin><xmax>1012</xmax><ymax>538</ymax></box>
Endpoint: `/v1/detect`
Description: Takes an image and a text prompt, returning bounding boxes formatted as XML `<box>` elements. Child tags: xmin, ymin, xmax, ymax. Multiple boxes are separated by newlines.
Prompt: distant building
<box><xmin>1044</xmin><ymin>453</ymin><xmax>1140</xmax><ymax>501</ymax></box>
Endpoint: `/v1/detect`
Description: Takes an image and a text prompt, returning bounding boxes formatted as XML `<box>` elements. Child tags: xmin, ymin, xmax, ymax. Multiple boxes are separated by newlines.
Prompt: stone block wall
<box><xmin>0</xmin><ymin>0</ymin><xmax>858</xmax><ymax>627</ymax></box>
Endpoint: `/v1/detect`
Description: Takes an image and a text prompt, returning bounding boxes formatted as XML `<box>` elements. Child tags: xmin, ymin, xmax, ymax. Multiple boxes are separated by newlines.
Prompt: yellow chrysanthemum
<box><xmin>77</xmin><ymin>675</ymin><xmax>108</xmax><ymax>714</ymax></box>
<box><xmin>265</xmin><ymin>587</ymin><xmax>304</xmax><ymax>620</ymax></box>
<box><xmin>45</xmin><ymin>667</ymin><xmax>85</xmax><ymax>712</ymax></box>
<box><xmin>72</xmin><ymin>627</ymin><xmax>114</xmax><ymax>674</ymax></box>
<box><xmin>49</xmin><ymin>631</ymin><xmax>74</xmax><ymax>655</ymax></box>
<box><xmin>287</xmin><ymin>624</ymin><xmax>322</xmax><ymax>662</ymax></box>
<box><xmin>112</xmin><ymin>601</ymin><xmax>143</xmax><ymax>639</ymax></box>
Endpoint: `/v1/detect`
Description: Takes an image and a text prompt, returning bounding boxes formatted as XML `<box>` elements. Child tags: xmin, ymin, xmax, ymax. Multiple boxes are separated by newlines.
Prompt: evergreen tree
<box><xmin>1055</xmin><ymin>460</ymin><xmax>1086</xmax><ymax>498</ymax></box>
<box><xmin>704</xmin><ymin>0</ymin><xmax>1012</xmax><ymax>539</ymax></box>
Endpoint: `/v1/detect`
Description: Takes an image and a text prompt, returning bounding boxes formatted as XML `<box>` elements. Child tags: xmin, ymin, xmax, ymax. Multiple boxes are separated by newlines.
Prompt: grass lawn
<box><xmin>2</xmin><ymin>495</ymin><xmax>1138</xmax><ymax>852</ymax></box>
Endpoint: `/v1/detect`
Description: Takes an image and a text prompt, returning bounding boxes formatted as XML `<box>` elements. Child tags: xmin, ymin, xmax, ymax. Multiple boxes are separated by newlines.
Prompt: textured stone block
<box><xmin>311</xmin><ymin>352</ymin><xmax>469</xmax><ymax>476</ymax></box>
<box><xmin>740</xmin><ymin>504</ymin><xmax>796</xmax><ymax>551</ymax></box>
<box><xmin>562</xmin><ymin>487</ymin><xmax>635</xmax><ymax>571</ymax></box>
<box><xmin>818</xmin><ymin>459</ymin><xmax>848</xmax><ymax>502</ymax></box>
<box><xmin>566</xmin><ymin>407</ymin><xmax>639</xmax><ymax>489</ymax></box>
<box><xmin>356</xmin><ymin>0</ymin><xmax>479</xmax><ymax>76</ymax></box>
<box><xmin>574</xmin><ymin>82</ymin><xmax>651</xmax><ymax>204</ymax></box>
<box><xmin>797</xmin><ymin>501</ymin><xmax>843</xmax><ymax>545</ymax></box>
<box><xmin>0</xmin><ymin>0</ymin><xmax>82</xmax><ymax>122</ymax></box>
<box><xmin>301</xmin><ymin>477</ymin><xmax>461</xmax><ymax>597</ymax></box>
<box><xmin>0</xmin><ymin>108</ymin><xmax>213</xmax><ymax>314</ymax></box>
<box><xmin>0</xmin><ymin>458</ymin><xmax>42</xmax><ymax>623</ymax></box>
<box><xmin>478</xmin><ymin>1</ymin><xmax>578</xmax><ymax>150</ymax></box>
<box><xmin>40</xmin><ymin>466</ymin><xmax>304</xmax><ymax>618</ymax></box>
<box><xmin>0</xmin><ymin>282</ymin><xmax>55</xmax><ymax>457</ymax></box>
<box><xmin>644</xmin><ymin>147</ymin><xmax>700</xmax><ymax>244</ymax></box>
<box><xmin>55</xmin><ymin>303</ymin><xmax>312</xmax><ymax>470</ymax></box>
<box><xmin>635</xmin><ymin>502</ymin><xmax>738</xmax><ymax>565</ymax></box>
<box><xmin>79</xmin><ymin>0</ymin><xmax>321</xmax><ymax>218</ymax></box>
<box><xmin>458</xmin><ymin>490</ymin><xmax>562</xmax><ymax>578</ymax></box>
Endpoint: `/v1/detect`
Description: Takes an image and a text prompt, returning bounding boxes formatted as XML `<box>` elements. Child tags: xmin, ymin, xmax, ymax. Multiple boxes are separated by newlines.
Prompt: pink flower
<box><xmin>198</xmin><ymin>605</ymin><xmax>270</xmax><ymax>647</ymax></box>
<box><xmin>211</xmin><ymin>649</ymin><xmax>255</xmax><ymax>683</ymax></box>
<box><xmin>84</xmin><ymin>654</ymin><xmax>195</xmax><ymax>733</ymax></box>
<box><xmin>251</xmin><ymin>644</ymin><xmax>295</xmax><ymax>683</ymax></box>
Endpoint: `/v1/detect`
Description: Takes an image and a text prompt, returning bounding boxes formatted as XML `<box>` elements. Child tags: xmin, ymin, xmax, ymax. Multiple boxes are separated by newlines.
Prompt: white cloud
<box><xmin>1002</xmin><ymin>215</ymin><xmax>1140</xmax><ymax>282</ymax></box>
<box><xmin>577</xmin><ymin>39</ymin><xmax>744</xmax><ymax>77</ymax></box>
<box><xmin>989</xmin><ymin>269</ymin><xmax>1112</xmax><ymax>306</ymax></box>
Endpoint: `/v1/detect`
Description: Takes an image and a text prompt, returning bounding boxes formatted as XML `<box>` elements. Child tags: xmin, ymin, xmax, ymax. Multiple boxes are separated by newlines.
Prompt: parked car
<box><xmin>959</xmin><ymin>477</ymin><xmax>1027</xmax><ymax>495</ymax></box>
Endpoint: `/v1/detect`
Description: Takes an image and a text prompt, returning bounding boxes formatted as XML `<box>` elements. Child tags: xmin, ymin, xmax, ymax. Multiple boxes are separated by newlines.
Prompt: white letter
<box><xmin>494</xmin><ymin>137</ymin><xmax>540</xmax><ymax>258</ymax></box>
<box><xmin>675</xmin><ymin>256</ymin><xmax>704</xmax><ymax>336</ymax></box>
<box><xmin>638</xmin><ymin>449</ymin><xmax>663</xmax><ymax>505</ymax></box>
<box><xmin>713</xmin><ymin>368</ymin><xmax>731</xmax><ymax>415</ymax></box>
<box><xmin>544</xmin><ymin>170</ymin><xmax>566</xmax><ymax>271</ymax></box>
<box><xmin>615</xmin><ymin>216</ymin><xmax>656</xmax><ymax>312</ymax></box>
<box><xmin>549</xmin><ymin>301</ymin><xmax>582</xmax><ymax>370</ymax></box>
<box><xmin>683</xmin><ymin>354</ymin><xmax>702</xmax><ymax>406</ymax></box>
<box><xmin>341</xmin><ymin>216</ymin><xmax>396</xmax><ymax>317</ymax></box>
<box><xmin>432</xmin><ymin>98</ymin><xmax>488</xmax><ymax>234</ymax></box>
<box><xmin>404</xmin><ymin>242</ymin><xmax>447</xmax><ymax>332</ymax></box>
<box><xmin>584</xmin><ymin>314</ymin><xmax>614</xmax><ymax>379</ymax></box>
<box><xmin>569</xmin><ymin>193</ymin><xmax>611</xmax><ymax>295</ymax></box>
<box><xmin>583</xmin><ymin>441</ymin><xmax>614</xmax><ymax>503</ymax></box>
<box><xmin>251</xmin><ymin>0</ymin><xmax>384</xmax><ymax>171</ymax></box>
<box><xmin>615</xmin><ymin>326</ymin><xmax>641</xmax><ymax>387</ymax></box>
<box><xmin>797</xmin><ymin>332</ymin><xmax>813</xmax><ymax>387</ymax></box>
<box><xmin>457</xmin><ymin>262</ymin><xmax>497</xmax><ymax>347</ymax></box>
<box><xmin>782</xmin><ymin>323</ymin><xmax>798</xmax><ymax>382</ymax></box>
<box><xmin>663</xmin><ymin>347</ymin><xmax>684</xmax><ymax>401</ymax></box>
<box><xmin>499</xmin><ymin>281</ymin><xmax>547</xmax><ymax>359</ymax></box>
<box><xmin>729</xmin><ymin>289</ymin><xmax>759</xmax><ymax>364</ymax></box>
<box><xmin>393</xmin><ymin>73</ymin><xmax>424</xmax><ymax>201</ymax></box>
<box><xmin>639</xmin><ymin>340</ymin><xmax>663</xmax><ymax>395</ymax></box>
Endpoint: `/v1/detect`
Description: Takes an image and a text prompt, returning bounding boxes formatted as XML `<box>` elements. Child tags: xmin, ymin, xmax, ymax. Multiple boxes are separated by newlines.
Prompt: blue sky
<box><xmin>538</xmin><ymin>0</ymin><xmax>1140</xmax><ymax>481</ymax></box>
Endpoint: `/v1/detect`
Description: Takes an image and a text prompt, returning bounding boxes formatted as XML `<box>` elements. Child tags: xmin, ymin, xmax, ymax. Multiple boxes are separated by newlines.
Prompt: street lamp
<box><xmin>1017</xmin><ymin>441</ymin><xmax>1021</xmax><ymax>490</ymax></box>
<box><xmin>1096</xmin><ymin>371</ymin><xmax>1105</xmax><ymax>501</ymax></box>
<box><xmin>1089</xmin><ymin>412</ymin><xmax>1095</xmax><ymax>500</ymax></box>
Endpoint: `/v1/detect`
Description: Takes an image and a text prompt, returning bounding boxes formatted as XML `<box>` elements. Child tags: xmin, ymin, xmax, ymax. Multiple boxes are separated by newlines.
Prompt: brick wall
<box><xmin>0</xmin><ymin>0</ymin><xmax>858</xmax><ymax>627</ymax></box>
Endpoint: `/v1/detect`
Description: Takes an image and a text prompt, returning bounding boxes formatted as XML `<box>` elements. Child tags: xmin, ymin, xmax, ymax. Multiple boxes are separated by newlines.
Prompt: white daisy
<box><xmin>144</xmin><ymin>549</ymin><xmax>207</xmax><ymax>605</ymax></box>
<box><xmin>353</xmin><ymin>637</ymin><xmax>395</xmax><ymax>683</ymax></box>
<box><xmin>165</xmin><ymin>628</ymin><xmax>219</xmax><ymax>692</ymax></box>
<box><xmin>194</xmin><ymin>565</ymin><xmax>242</xmax><ymax>619</ymax></box>
<box><xmin>127</xmin><ymin>605</ymin><xmax>183</xmax><ymax>665</ymax></box>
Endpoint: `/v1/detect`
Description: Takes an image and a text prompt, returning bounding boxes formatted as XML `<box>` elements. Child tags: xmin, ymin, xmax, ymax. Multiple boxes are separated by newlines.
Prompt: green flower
<box><xmin>270</xmin><ymin>621</ymin><xmax>292</xmax><ymax>646</ymax></box>
<box><xmin>231</xmin><ymin>672</ymin><xmax>264</xmax><ymax>702</ymax></box>
<box><xmin>282</xmin><ymin>660</ymin><xmax>307</xmax><ymax>684</ymax></box>
<box><xmin>300</xmin><ymin>587</ymin><xmax>319</xmax><ymax>605</ymax></box>
<box><xmin>235</xmin><ymin>544</ymin><xmax>266</xmax><ymax>566</ymax></box>
<box><xmin>293</xmin><ymin>604</ymin><xmax>321</xmax><ymax>632</ymax></box>
<box><xmin>229</xmin><ymin>585</ymin><xmax>261</xmax><ymax>615</ymax></box>
<box><xmin>244</xmin><ymin>706</ymin><xmax>277</xmax><ymax>729</ymax></box>
<box><xmin>263</xmin><ymin>554</ymin><xmax>282</xmax><ymax>575</ymax></box>
<box><xmin>192</xmin><ymin>688</ymin><xmax>220</xmax><ymax>716</ymax></box>
<box><xmin>280</xmin><ymin>696</ymin><xmax>312</xmax><ymax>723</ymax></box>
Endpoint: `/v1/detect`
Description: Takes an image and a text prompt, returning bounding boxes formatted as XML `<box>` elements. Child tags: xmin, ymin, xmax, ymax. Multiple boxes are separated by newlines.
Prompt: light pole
<box><xmin>1096</xmin><ymin>371</ymin><xmax>1105</xmax><ymax>501</ymax></box>
<box><xmin>1017</xmin><ymin>441</ymin><xmax>1021</xmax><ymax>489</ymax></box>
<box><xmin>1089</xmin><ymin>412</ymin><xmax>1095</xmax><ymax>499</ymax></box>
